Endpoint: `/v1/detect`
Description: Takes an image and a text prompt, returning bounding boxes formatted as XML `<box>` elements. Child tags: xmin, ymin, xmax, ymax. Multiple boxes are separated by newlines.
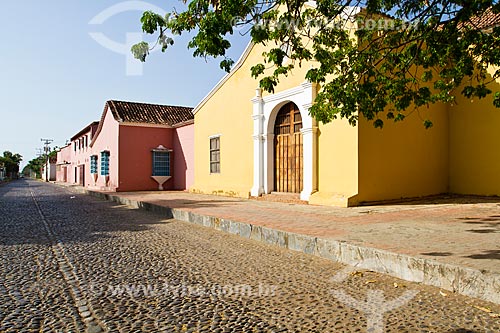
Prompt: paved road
<box><xmin>0</xmin><ymin>180</ymin><xmax>499</xmax><ymax>333</ymax></box>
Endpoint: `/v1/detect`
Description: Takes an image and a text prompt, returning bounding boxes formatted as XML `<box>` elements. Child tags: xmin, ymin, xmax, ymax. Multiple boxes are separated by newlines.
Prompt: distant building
<box><xmin>41</xmin><ymin>156</ymin><xmax>57</xmax><ymax>181</ymax></box>
<box><xmin>0</xmin><ymin>162</ymin><xmax>5</xmax><ymax>181</ymax></box>
<box><xmin>56</xmin><ymin>143</ymin><xmax>73</xmax><ymax>183</ymax></box>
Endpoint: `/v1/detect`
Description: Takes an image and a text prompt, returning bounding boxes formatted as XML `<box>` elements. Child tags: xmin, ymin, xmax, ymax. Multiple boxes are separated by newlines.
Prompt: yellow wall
<box><xmin>191</xmin><ymin>49</ymin><xmax>256</xmax><ymax>197</ymax></box>
<box><xmin>356</xmin><ymin>104</ymin><xmax>449</xmax><ymax>203</ymax></box>
<box><xmin>309</xmin><ymin>119</ymin><xmax>359</xmax><ymax>207</ymax></box>
<box><xmin>449</xmin><ymin>71</ymin><xmax>500</xmax><ymax>196</ymax></box>
<box><xmin>192</xmin><ymin>20</ymin><xmax>500</xmax><ymax>204</ymax></box>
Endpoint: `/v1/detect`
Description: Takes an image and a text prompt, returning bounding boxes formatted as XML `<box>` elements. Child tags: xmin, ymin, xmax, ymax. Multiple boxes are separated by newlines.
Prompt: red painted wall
<box><xmin>118</xmin><ymin>125</ymin><xmax>175</xmax><ymax>192</ymax></box>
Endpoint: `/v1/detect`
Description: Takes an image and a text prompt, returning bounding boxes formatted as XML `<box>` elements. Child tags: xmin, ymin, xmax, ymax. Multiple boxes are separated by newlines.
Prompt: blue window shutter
<box><xmin>152</xmin><ymin>151</ymin><xmax>171</xmax><ymax>177</ymax></box>
<box><xmin>100</xmin><ymin>151</ymin><xmax>110</xmax><ymax>176</ymax></box>
<box><xmin>90</xmin><ymin>155</ymin><xmax>98</xmax><ymax>174</ymax></box>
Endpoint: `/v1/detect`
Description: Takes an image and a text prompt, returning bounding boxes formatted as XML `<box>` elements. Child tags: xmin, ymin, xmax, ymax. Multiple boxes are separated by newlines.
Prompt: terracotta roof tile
<box><xmin>107</xmin><ymin>100</ymin><xmax>194</xmax><ymax>126</ymax></box>
<box><xmin>70</xmin><ymin>121</ymin><xmax>100</xmax><ymax>141</ymax></box>
<box><xmin>458</xmin><ymin>7</ymin><xmax>500</xmax><ymax>30</ymax></box>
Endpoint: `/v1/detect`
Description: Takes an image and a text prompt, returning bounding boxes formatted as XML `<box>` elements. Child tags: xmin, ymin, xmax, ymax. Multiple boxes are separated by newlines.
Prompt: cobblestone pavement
<box><xmin>109</xmin><ymin>190</ymin><xmax>500</xmax><ymax>274</ymax></box>
<box><xmin>1</xmin><ymin>180</ymin><xmax>500</xmax><ymax>333</ymax></box>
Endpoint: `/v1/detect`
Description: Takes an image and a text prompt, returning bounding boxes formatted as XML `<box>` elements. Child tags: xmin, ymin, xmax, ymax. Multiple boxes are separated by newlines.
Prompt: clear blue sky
<box><xmin>0</xmin><ymin>0</ymin><xmax>249</xmax><ymax>167</ymax></box>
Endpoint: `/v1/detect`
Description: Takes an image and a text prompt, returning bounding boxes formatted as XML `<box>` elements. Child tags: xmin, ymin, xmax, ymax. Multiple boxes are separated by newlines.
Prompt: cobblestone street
<box><xmin>1</xmin><ymin>179</ymin><xmax>500</xmax><ymax>332</ymax></box>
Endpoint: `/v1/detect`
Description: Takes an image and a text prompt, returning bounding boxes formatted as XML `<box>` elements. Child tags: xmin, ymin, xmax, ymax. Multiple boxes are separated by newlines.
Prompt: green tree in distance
<box><xmin>0</xmin><ymin>151</ymin><xmax>23</xmax><ymax>178</ymax></box>
<box><xmin>23</xmin><ymin>156</ymin><xmax>45</xmax><ymax>179</ymax></box>
<box><xmin>132</xmin><ymin>0</ymin><xmax>500</xmax><ymax>128</ymax></box>
<box><xmin>22</xmin><ymin>148</ymin><xmax>58</xmax><ymax>179</ymax></box>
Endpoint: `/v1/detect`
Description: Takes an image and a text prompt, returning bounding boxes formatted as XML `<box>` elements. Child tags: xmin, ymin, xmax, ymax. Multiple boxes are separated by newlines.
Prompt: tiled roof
<box><xmin>107</xmin><ymin>100</ymin><xmax>194</xmax><ymax>126</ymax></box>
<box><xmin>70</xmin><ymin>121</ymin><xmax>100</xmax><ymax>141</ymax></box>
<box><xmin>465</xmin><ymin>7</ymin><xmax>500</xmax><ymax>30</ymax></box>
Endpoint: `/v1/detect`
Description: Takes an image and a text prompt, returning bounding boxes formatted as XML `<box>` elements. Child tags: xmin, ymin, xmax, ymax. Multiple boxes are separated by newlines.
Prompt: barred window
<box><xmin>152</xmin><ymin>151</ymin><xmax>171</xmax><ymax>176</ymax></box>
<box><xmin>90</xmin><ymin>155</ymin><xmax>98</xmax><ymax>174</ymax></box>
<box><xmin>100</xmin><ymin>151</ymin><xmax>110</xmax><ymax>176</ymax></box>
<box><xmin>210</xmin><ymin>137</ymin><xmax>220</xmax><ymax>174</ymax></box>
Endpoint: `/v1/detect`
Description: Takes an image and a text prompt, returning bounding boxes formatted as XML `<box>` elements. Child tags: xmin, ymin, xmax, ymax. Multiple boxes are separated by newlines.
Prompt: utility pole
<box><xmin>41</xmin><ymin>139</ymin><xmax>53</xmax><ymax>182</ymax></box>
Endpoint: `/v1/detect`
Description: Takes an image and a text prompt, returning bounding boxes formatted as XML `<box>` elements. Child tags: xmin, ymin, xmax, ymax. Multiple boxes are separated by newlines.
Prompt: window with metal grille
<box><xmin>210</xmin><ymin>137</ymin><xmax>220</xmax><ymax>173</ymax></box>
<box><xmin>152</xmin><ymin>151</ymin><xmax>171</xmax><ymax>176</ymax></box>
<box><xmin>90</xmin><ymin>155</ymin><xmax>98</xmax><ymax>174</ymax></box>
<box><xmin>100</xmin><ymin>151</ymin><xmax>110</xmax><ymax>176</ymax></box>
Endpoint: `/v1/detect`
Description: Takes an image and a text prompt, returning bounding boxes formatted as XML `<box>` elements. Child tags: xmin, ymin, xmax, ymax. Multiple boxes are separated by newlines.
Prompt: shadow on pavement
<box><xmin>465</xmin><ymin>250</ymin><xmax>500</xmax><ymax>260</ymax></box>
<box><xmin>0</xmin><ymin>179</ymin><xmax>174</xmax><ymax>247</ymax></box>
<box><xmin>366</xmin><ymin>194</ymin><xmax>500</xmax><ymax>207</ymax></box>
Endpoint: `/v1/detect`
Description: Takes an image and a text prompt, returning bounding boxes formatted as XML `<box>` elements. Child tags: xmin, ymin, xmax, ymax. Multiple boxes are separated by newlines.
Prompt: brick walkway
<box><xmin>92</xmin><ymin>190</ymin><xmax>500</xmax><ymax>275</ymax></box>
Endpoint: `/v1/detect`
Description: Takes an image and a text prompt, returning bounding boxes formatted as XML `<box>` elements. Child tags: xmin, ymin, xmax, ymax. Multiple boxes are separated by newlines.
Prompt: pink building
<box><xmin>56</xmin><ymin>122</ymin><xmax>99</xmax><ymax>184</ymax></box>
<box><xmin>58</xmin><ymin>100</ymin><xmax>194</xmax><ymax>192</ymax></box>
<box><xmin>56</xmin><ymin>144</ymin><xmax>71</xmax><ymax>182</ymax></box>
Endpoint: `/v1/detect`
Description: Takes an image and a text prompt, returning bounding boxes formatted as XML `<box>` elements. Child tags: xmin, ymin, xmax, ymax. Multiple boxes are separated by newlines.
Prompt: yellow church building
<box><xmin>190</xmin><ymin>10</ymin><xmax>500</xmax><ymax>207</ymax></box>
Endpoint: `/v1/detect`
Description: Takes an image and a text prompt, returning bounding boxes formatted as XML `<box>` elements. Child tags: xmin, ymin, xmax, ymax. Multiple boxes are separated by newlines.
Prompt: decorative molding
<box><xmin>262</xmin><ymin>85</ymin><xmax>305</xmax><ymax>104</ymax></box>
<box><xmin>252</xmin><ymin>135</ymin><xmax>264</xmax><ymax>141</ymax></box>
<box><xmin>302</xmin><ymin>102</ymin><xmax>313</xmax><ymax>110</ymax></box>
<box><xmin>208</xmin><ymin>134</ymin><xmax>222</xmax><ymax>139</ymax></box>
<box><xmin>252</xmin><ymin>82</ymin><xmax>318</xmax><ymax>199</ymax></box>
<box><xmin>263</xmin><ymin>134</ymin><xmax>275</xmax><ymax>141</ymax></box>
<box><xmin>152</xmin><ymin>145</ymin><xmax>173</xmax><ymax>152</ymax></box>
<box><xmin>300</xmin><ymin>127</ymin><xmax>319</xmax><ymax>135</ymax></box>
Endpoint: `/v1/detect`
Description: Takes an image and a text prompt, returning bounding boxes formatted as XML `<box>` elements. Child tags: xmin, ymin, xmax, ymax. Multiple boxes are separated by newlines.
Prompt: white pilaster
<box><xmin>251</xmin><ymin>88</ymin><xmax>265</xmax><ymax>196</ymax></box>
<box><xmin>263</xmin><ymin>133</ymin><xmax>275</xmax><ymax>193</ymax></box>
<box><xmin>300</xmin><ymin>126</ymin><xmax>318</xmax><ymax>201</ymax></box>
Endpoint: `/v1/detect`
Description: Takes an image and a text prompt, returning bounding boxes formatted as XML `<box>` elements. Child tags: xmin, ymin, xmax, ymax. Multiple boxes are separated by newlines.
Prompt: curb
<box><xmin>75</xmin><ymin>187</ymin><xmax>500</xmax><ymax>305</ymax></box>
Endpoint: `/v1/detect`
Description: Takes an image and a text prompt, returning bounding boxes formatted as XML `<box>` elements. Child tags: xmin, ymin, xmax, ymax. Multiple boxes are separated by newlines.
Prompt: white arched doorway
<box><xmin>251</xmin><ymin>82</ymin><xmax>318</xmax><ymax>201</ymax></box>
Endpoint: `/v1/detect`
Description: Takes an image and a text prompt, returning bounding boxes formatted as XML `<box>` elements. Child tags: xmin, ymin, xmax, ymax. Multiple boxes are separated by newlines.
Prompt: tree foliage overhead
<box><xmin>133</xmin><ymin>0</ymin><xmax>500</xmax><ymax>128</ymax></box>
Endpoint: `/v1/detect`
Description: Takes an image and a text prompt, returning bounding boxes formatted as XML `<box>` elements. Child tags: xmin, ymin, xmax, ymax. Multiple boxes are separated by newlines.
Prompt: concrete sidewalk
<box><xmin>66</xmin><ymin>186</ymin><xmax>500</xmax><ymax>304</ymax></box>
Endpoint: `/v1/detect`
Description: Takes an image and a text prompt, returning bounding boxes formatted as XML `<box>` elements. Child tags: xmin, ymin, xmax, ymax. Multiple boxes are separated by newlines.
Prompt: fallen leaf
<box><xmin>365</xmin><ymin>280</ymin><xmax>377</xmax><ymax>284</ymax></box>
<box><xmin>350</xmin><ymin>271</ymin><xmax>363</xmax><ymax>277</ymax></box>
<box><xmin>439</xmin><ymin>290</ymin><xmax>448</xmax><ymax>297</ymax></box>
<box><xmin>473</xmin><ymin>305</ymin><xmax>492</xmax><ymax>313</ymax></box>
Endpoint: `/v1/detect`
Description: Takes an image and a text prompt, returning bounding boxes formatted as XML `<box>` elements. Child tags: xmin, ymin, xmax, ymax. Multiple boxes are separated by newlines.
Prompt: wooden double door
<box><xmin>274</xmin><ymin>102</ymin><xmax>303</xmax><ymax>193</ymax></box>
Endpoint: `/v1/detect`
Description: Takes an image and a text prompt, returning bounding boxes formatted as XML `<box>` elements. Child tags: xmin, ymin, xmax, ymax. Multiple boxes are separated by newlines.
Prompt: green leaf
<box><xmin>131</xmin><ymin>42</ymin><xmax>150</xmax><ymax>62</ymax></box>
<box><xmin>493</xmin><ymin>92</ymin><xmax>500</xmax><ymax>108</ymax></box>
<box><xmin>219</xmin><ymin>58</ymin><xmax>234</xmax><ymax>72</ymax></box>
<box><xmin>132</xmin><ymin>1</ymin><xmax>500</xmax><ymax>127</ymax></box>
<box><xmin>251</xmin><ymin>64</ymin><xmax>265</xmax><ymax>78</ymax></box>
<box><xmin>394</xmin><ymin>114</ymin><xmax>405</xmax><ymax>122</ymax></box>
<box><xmin>374</xmin><ymin>119</ymin><xmax>384</xmax><ymax>129</ymax></box>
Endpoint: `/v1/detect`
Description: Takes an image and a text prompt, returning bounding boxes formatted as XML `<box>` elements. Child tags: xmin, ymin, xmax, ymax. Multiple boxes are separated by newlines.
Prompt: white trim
<box><xmin>209</xmin><ymin>134</ymin><xmax>222</xmax><ymax>139</ymax></box>
<box><xmin>251</xmin><ymin>82</ymin><xmax>318</xmax><ymax>200</ymax></box>
<box><xmin>193</xmin><ymin>42</ymin><xmax>255</xmax><ymax>115</ymax></box>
